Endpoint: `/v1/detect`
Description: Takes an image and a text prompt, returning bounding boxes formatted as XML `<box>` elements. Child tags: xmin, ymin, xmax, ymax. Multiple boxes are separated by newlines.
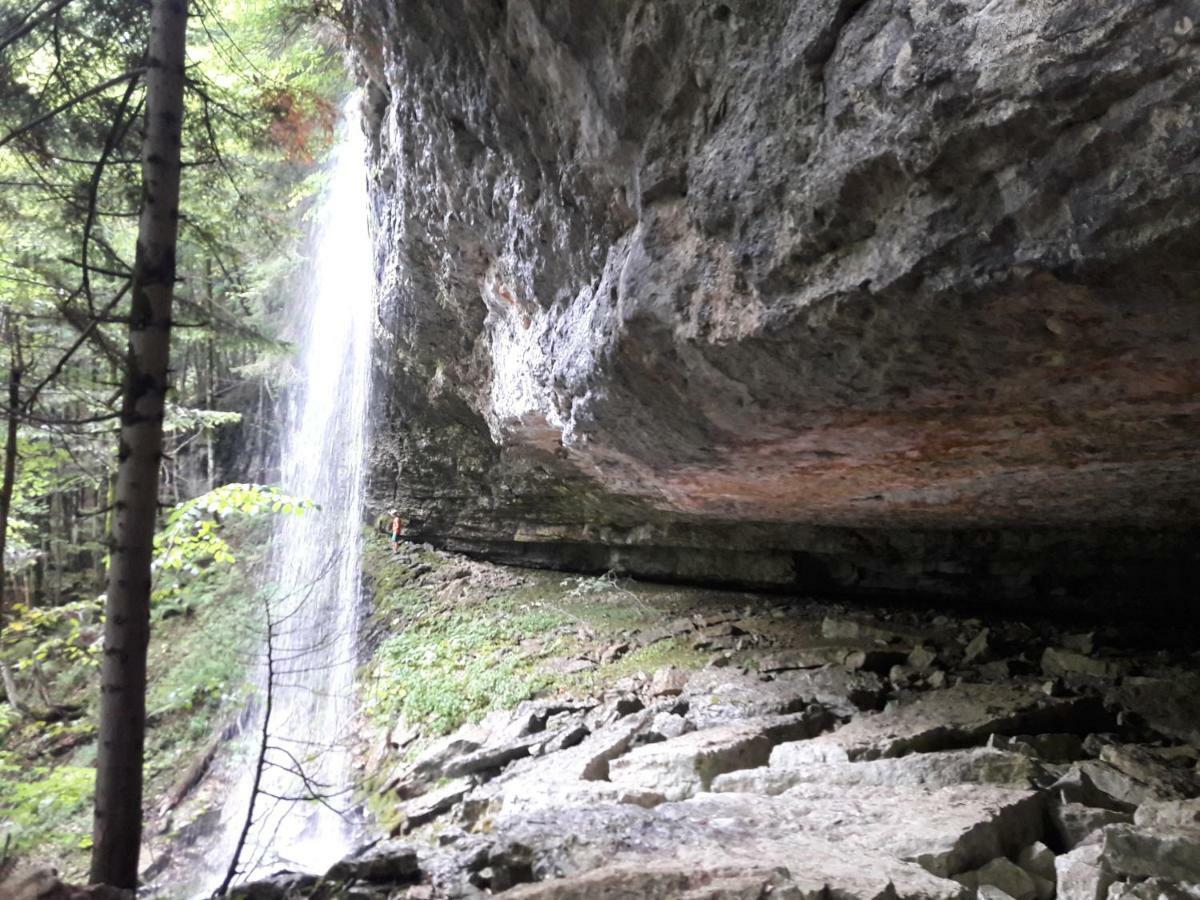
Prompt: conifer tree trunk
<box><xmin>0</xmin><ymin>340</ymin><xmax>21</xmax><ymax>668</ymax></box>
<box><xmin>90</xmin><ymin>0</ymin><xmax>188</xmax><ymax>887</ymax></box>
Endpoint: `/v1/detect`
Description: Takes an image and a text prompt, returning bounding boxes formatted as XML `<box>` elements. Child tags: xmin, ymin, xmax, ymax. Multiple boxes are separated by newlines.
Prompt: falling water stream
<box><xmin>168</xmin><ymin>100</ymin><xmax>376</xmax><ymax>895</ymax></box>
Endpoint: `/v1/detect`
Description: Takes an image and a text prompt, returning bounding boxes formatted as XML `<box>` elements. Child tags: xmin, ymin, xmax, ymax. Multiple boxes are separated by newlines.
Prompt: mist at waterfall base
<box><xmin>168</xmin><ymin>104</ymin><xmax>375</xmax><ymax>895</ymax></box>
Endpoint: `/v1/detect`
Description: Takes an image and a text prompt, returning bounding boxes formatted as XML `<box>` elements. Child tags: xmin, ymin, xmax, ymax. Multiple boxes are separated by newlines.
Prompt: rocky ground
<box><xmin>233</xmin><ymin>548</ymin><xmax>1200</xmax><ymax>900</ymax></box>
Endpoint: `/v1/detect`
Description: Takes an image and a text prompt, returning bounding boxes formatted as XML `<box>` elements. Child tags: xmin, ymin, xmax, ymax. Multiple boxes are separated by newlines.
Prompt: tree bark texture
<box><xmin>0</xmin><ymin>351</ymin><xmax>21</xmax><ymax>654</ymax></box>
<box><xmin>90</xmin><ymin>0</ymin><xmax>188</xmax><ymax>887</ymax></box>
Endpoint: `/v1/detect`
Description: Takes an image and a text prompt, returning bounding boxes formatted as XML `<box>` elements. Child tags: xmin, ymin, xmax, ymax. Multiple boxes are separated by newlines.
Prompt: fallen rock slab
<box><xmin>713</xmin><ymin>747</ymin><xmax>1043</xmax><ymax>795</ymax></box>
<box><xmin>609</xmin><ymin>709</ymin><xmax>830</xmax><ymax>801</ymax></box>
<box><xmin>770</xmin><ymin>667</ymin><xmax>887</xmax><ymax>716</ymax></box>
<box><xmin>1054</xmin><ymin>843</ymin><xmax>1114</xmax><ymax>900</ymax></box>
<box><xmin>401</xmin><ymin>777</ymin><xmax>472</xmax><ymax>830</ymax></box>
<box><xmin>1042</xmin><ymin>648</ymin><xmax>1125</xmax><ymax>681</ymax></box>
<box><xmin>1097</xmin><ymin>744</ymin><xmax>1199</xmax><ymax>801</ymax></box>
<box><xmin>771</xmin><ymin>684</ymin><xmax>1107</xmax><ymax>764</ymax></box>
<box><xmin>1106</xmin><ymin>675</ymin><xmax>1200</xmax><ymax>745</ymax></box>
<box><xmin>767</xmin><ymin>783</ymin><xmax>1044</xmax><ymax>877</ymax></box>
<box><xmin>976</xmin><ymin>857</ymin><xmax>1039</xmax><ymax>900</ymax></box>
<box><xmin>465</xmin><ymin>710</ymin><xmax>657</xmax><ymax>818</ymax></box>
<box><xmin>1099</xmin><ymin>823</ymin><xmax>1200</xmax><ymax>883</ymax></box>
<box><xmin>1076</xmin><ymin>757</ymin><xmax>1196</xmax><ymax>807</ymax></box>
<box><xmin>681</xmin><ymin>669</ymin><xmax>839</xmax><ymax>728</ymax></box>
<box><xmin>1134</xmin><ymin>798</ymin><xmax>1200</xmax><ymax>828</ymax></box>
<box><xmin>492</xmin><ymin>799</ymin><xmax>966</xmax><ymax>900</ymax></box>
<box><xmin>1016</xmin><ymin>841</ymin><xmax>1057</xmax><ymax>883</ymax></box>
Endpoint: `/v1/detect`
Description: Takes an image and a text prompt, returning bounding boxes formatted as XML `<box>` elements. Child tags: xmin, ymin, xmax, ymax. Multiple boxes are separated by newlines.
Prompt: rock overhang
<box><xmin>350</xmin><ymin>0</ymin><xmax>1200</xmax><ymax>607</ymax></box>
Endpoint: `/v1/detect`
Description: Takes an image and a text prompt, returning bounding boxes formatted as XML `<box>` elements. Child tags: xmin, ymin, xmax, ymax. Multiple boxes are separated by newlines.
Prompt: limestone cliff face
<box><xmin>351</xmin><ymin>0</ymin><xmax>1200</xmax><ymax>604</ymax></box>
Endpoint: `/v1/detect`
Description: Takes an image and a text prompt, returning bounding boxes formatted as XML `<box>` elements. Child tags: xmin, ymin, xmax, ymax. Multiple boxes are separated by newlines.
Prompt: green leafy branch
<box><xmin>154</xmin><ymin>482</ymin><xmax>315</xmax><ymax>576</ymax></box>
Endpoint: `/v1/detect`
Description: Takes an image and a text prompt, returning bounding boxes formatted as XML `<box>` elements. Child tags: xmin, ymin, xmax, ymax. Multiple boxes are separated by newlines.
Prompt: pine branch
<box><xmin>0</xmin><ymin>0</ymin><xmax>77</xmax><ymax>55</ymax></box>
<box><xmin>0</xmin><ymin>68</ymin><xmax>146</xmax><ymax>150</ymax></box>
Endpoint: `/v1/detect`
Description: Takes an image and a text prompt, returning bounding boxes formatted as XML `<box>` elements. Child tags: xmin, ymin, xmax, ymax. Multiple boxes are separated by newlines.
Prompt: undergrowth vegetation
<box><xmin>360</xmin><ymin>536</ymin><xmax>709</xmax><ymax>743</ymax></box>
<box><xmin>367</xmin><ymin>609</ymin><xmax>560</xmax><ymax>736</ymax></box>
<box><xmin>0</xmin><ymin>496</ymin><xmax>294</xmax><ymax>878</ymax></box>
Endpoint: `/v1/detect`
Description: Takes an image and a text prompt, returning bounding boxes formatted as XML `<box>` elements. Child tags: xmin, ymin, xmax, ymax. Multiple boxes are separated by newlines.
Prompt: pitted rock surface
<box><xmin>350</xmin><ymin>0</ymin><xmax>1200</xmax><ymax>602</ymax></box>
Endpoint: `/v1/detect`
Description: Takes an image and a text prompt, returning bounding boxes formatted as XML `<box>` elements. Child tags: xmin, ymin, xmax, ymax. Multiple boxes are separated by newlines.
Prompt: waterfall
<box><xmin>169</xmin><ymin>99</ymin><xmax>375</xmax><ymax>895</ymax></box>
<box><xmin>239</xmin><ymin>95</ymin><xmax>375</xmax><ymax>879</ymax></box>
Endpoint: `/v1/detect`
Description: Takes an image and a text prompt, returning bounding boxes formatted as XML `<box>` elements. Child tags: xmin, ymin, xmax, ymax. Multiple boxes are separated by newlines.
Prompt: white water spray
<box><xmin>175</xmin><ymin>100</ymin><xmax>376</xmax><ymax>894</ymax></box>
<box><xmin>244</xmin><ymin>96</ymin><xmax>375</xmax><ymax>877</ymax></box>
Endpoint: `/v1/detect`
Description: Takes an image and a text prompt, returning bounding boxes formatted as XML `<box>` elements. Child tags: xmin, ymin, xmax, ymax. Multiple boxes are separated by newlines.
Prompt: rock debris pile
<box><xmin>238</xmin><ymin>597</ymin><xmax>1200</xmax><ymax>899</ymax></box>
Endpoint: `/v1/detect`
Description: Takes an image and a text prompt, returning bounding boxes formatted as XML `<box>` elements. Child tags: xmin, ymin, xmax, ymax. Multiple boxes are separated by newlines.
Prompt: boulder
<box><xmin>1104</xmin><ymin>878</ymin><xmax>1200</xmax><ymax>900</ymax></box>
<box><xmin>976</xmin><ymin>857</ymin><xmax>1039</xmax><ymax>900</ymax></box>
<box><xmin>964</xmin><ymin>629</ymin><xmax>991</xmax><ymax>664</ymax></box>
<box><xmin>1062</xmin><ymin>634</ymin><xmax>1097</xmax><ymax>655</ymax></box>
<box><xmin>769</xmin><ymin>667</ymin><xmax>886</xmax><ymax>716</ymax></box>
<box><xmin>326</xmin><ymin>840</ymin><xmax>420</xmax><ymax>883</ymax></box>
<box><xmin>1134</xmin><ymin>799</ymin><xmax>1200</xmax><ymax>829</ymax></box>
<box><xmin>645</xmin><ymin>711</ymin><xmax>690</xmax><ymax>742</ymax></box>
<box><xmin>492</xmin><ymin>788</ymin><xmax>1016</xmax><ymax>899</ymax></box>
<box><xmin>534</xmin><ymin>722</ymin><xmax>590</xmax><ymax>755</ymax></box>
<box><xmin>441</xmin><ymin>734</ymin><xmax>544</xmax><ymax>778</ymax></box>
<box><xmin>1049</xmin><ymin>803</ymin><xmax>1134</xmax><ymax>851</ymax></box>
<box><xmin>767</xmin><ymin>784</ymin><xmax>1044</xmax><ymax>877</ymax></box>
<box><xmin>499</xmin><ymin>838</ymin><xmax>962</xmax><ymax>900</ymax></box>
<box><xmin>1050</xmin><ymin>768</ymin><xmax>1137</xmax><ymax>812</ymax></box>
<box><xmin>465</xmin><ymin>709</ymin><xmax>657</xmax><ymax>818</ymax></box>
<box><xmin>1099</xmin><ymin>823</ymin><xmax>1200</xmax><ymax>883</ymax></box>
<box><xmin>1017</xmin><ymin>842</ymin><xmax>1058</xmax><ymax>884</ymax></box>
<box><xmin>821</xmin><ymin>617</ymin><xmax>900</xmax><ymax>644</ymax></box>
<box><xmin>1097</xmin><ymin>744</ymin><xmax>1199</xmax><ymax>801</ymax></box>
<box><xmin>681</xmin><ymin>668</ymin><xmax>843</xmax><ymax>728</ymax></box>
<box><xmin>1042</xmin><ymin>648</ymin><xmax>1125</xmax><ymax>681</ymax></box>
<box><xmin>713</xmin><ymin>747</ymin><xmax>1043</xmax><ymax>795</ymax></box>
<box><xmin>1076</xmin><ymin>756</ymin><xmax>1196</xmax><ymax>807</ymax></box>
<box><xmin>770</xmin><ymin>684</ymin><xmax>1106</xmax><ymax>764</ymax></box>
<box><xmin>609</xmin><ymin>709</ymin><xmax>830</xmax><ymax>800</ymax></box>
<box><xmin>1106</xmin><ymin>676</ymin><xmax>1200</xmax><ymax>746</ymax></box>
<box><xmin>755</xmin><ymin>645</ymin><xmax>903</xmax><ymax>673</ymax></box>
<box><xmin>599</xmin><ymin>641</ymin><xmax>629</xmax><ymax>664</ymax></box>
<box><xmin>402</xmin><ymin>778</ymin><xmax>472</xmax><ymax>829</ymax></box>
<box><xmin>637</xmin><ymin>619</ymin><xmax>694</xmax><ymax>647</ymax></box>
<box><xmin>1055</xmin><ymin>843</ymin><xmax>1116</xmax><ymax>900</ymax></box>
<box><xmin>405</xmin><ymin>724</ymin><xmax>489</xmax><ymax>784</ymax></box>
<box><xmin>583</xmin><ymin>694</ymin><xmax>644</xmax><ymax>730</ymax></box>
<box><xmin>647</xmin><ymin>666</ymin><xmax>689</xmax><ymax>697</ymax></box>
<box><xmin>909</xmin><ymin>645</ymin><xmax>939</xmax><ymax>672</ymax></box>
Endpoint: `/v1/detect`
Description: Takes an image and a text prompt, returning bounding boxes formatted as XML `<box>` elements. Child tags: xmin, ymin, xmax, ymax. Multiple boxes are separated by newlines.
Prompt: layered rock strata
<box><xmin>351</xmin><ymin>0</ymin><xmax>1200</xmax><ymax>603</ymax></box>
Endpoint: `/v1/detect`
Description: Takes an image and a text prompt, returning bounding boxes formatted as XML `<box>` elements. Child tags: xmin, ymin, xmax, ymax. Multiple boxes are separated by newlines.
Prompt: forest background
<box><xmin>0</xmin><ymin>0</ymin><xmax>348</xmax><ymax>879</ymax></box>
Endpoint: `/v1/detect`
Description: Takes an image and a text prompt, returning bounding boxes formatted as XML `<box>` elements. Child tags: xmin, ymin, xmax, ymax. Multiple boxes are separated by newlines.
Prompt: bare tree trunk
<box><xmin>0</xmin><ymin>332</ymin><xmax>29</xmax><ymax>718</ymax></box>
<box><xmin>0</xmin><ymin>331</ymin><xmax>23</xmax><ymax>669</ymax></box>
<box><xmin>204</xmin><ymin>259</ymin><xmax>216</xmax><ymax>491</ymax></box>
<box><xmin>90</xmin><ymin>0</ymin><xmax>188</xmax><ymax>887</ymax></box>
